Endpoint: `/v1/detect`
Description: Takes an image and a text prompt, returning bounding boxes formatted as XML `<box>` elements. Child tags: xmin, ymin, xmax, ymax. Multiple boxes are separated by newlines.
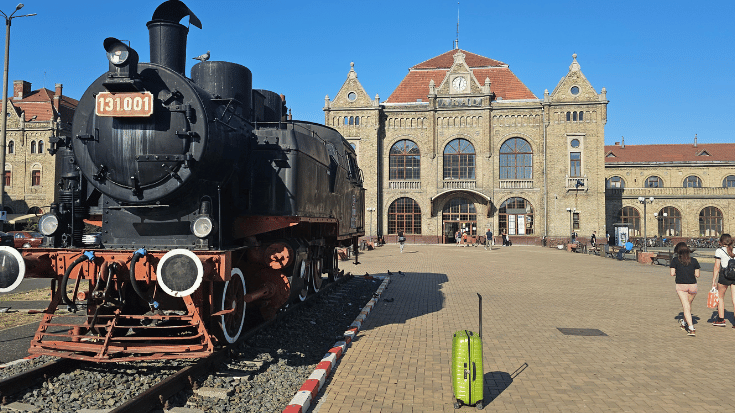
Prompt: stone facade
<box><xmin>325</xmin><ymin>50</ymin><xmax>735</xmax><ymax>244</ymax></box>
<box><xmin>3</xmin><ymin>81</ymin><xmax>77</xmax><ymax>215</ymax></box>
<box><xmin>325</xmin><ymin>50</ymin><xmax>608</xmax><ymax>243</ymax></box>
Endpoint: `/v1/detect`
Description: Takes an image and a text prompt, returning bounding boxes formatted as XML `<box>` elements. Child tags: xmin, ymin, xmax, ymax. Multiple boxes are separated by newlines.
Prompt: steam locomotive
<box><xmin>0</xmin><ymin>0</ymin><xmax>364</xmax><ymax>361</ymax></box>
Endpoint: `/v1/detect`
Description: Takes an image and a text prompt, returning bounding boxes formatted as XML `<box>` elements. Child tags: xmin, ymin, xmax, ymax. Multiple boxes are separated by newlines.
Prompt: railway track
<box><xmin>0</xmin><ymin>273</ymin><xmax>383</xmax><ymax>412</ymax></box>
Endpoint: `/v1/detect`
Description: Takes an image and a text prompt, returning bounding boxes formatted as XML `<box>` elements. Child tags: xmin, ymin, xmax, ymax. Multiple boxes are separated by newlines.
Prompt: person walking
<box><xmin>501</xmin><ymin>230</ymin><xmax>508</xmax><ymax>246</ymax></box>
<box><xmin>711</xmin><ymin>233</ymin><xmax>735</xmax><ymax>327</ymax></box>
<box><xmin>455</xmin><ymin>230</ymin><xmax>461</xmax><ymax>247</ymax></box>
<box><xmin>590</xmin><ymin>231</ymin><xmax>597</xmax><ymax>247</ymax></box>
<box><xmin>671</xmin><ymin>242</ymin><xmax>700</xmax><ymax>336</ymax></box>
<box><xmin>397</xmin><ymin>230</ymin><xmax>406</xmax><ymax>253</ymax></box>
<box><xmin>485</xmin><ymin>228</ymin><xmax>493</xmax><ymax>250</ymax></box>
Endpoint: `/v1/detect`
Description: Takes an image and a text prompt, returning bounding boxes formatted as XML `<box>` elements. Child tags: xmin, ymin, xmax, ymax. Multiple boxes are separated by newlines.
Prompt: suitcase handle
<box><xmin>464</xmin><ymin>363</ymin><xmax>468</xmax><ymax>380</ymax></box>
<box><xmin>472</xmin><ymin>362</ymin><xmax>476</xmax><ymax>381</ymax></box>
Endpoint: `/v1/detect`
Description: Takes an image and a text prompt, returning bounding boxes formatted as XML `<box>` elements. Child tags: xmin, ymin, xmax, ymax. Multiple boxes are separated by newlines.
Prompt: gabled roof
<box><xmin>604</xmin><ymin>143</ymin><xmax>735</xmax><ymax>164</ymax></box>
<box><xmin>412</xmin><ymin>49</ymin><xmax>506</xmax><ymax>69</ymax></box>
<box><xmin>385</xmin><ymin>49</ymin><xmax>537</xmax><ymax>103</ymax></box>
<box><xmin>12</xmin><ymin>88</ymin><xmax>78</xmax><ymax>123</ymax></box>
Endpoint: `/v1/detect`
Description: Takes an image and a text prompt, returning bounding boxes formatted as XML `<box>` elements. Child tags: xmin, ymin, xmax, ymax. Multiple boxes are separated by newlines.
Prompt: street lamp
<box><xmin>366</xmin><ymin>207</ymin><xmax>375</xmax><ymax>242</ymax></box>
<box><xmin>0</xmin><ymin>3</ymin><xmax>36</xmax><ymax>212</ymax></box>
<box><xmin>638</xmin><ymin>196</ymin><xmax>654</xmax><ymax>252</ymax></box>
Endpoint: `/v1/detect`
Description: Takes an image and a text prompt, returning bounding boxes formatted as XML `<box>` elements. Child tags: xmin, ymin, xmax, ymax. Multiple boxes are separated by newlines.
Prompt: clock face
<box><xmin>452</xmin><ymin>77</ymin><xmax>467</xmax><ymax>92</ymax></box>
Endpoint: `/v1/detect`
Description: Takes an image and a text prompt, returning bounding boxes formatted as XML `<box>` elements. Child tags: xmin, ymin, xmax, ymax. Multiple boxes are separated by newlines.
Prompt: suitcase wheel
<box><xmin>453</xmin><ymin>401</ymin><xmax>461</xmax><ymax>409</ymax></box>
<box><xmin>475</xmin><ymin>401</ymin><xmax>484</xmax><ymax>410</ymax></box>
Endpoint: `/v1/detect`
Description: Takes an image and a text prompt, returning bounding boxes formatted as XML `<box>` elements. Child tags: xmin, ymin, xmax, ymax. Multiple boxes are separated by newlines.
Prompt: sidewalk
<box><xmin>314</xmin><ymin>244</ymin><xmax>734</xmax><ymax>412</ymax></box>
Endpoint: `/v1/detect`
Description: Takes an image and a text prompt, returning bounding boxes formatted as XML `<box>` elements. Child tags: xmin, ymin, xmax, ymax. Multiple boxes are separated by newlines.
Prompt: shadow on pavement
<box><xmin>483</xmin><ymin>362</ymin><xmax>528</xmax><ymax>406</ymax></box>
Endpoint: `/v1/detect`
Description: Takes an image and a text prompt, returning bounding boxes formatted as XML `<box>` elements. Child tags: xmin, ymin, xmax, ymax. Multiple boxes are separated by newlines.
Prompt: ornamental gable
<box><xmin>549</xmin><ymin>54</ymin><xmax>601</xmax><ymax>103</ymax></box>
<box><xmin>329</xmin><ymin>62</ymin><xmax>374</xmax><ymax>108</ymax></box>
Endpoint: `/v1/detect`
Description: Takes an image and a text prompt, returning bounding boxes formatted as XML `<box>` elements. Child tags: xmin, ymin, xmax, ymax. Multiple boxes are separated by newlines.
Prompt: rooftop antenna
<box><xmin>454</xmin><ymin>2</ymin><xmax>460</xmax><ymax>50</ymax></box>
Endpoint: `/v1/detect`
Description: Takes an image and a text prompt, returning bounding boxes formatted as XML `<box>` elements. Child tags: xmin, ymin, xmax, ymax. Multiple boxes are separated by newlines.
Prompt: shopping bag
<box><xmin>707</xmin><ymin>287</ymin><xmax>719</xmax><ymax>309</ymax></box>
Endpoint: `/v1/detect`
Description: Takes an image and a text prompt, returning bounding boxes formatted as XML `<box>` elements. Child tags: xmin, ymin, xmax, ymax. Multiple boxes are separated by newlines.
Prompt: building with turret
<box><xmin>325</xmin><ymin>49</ymin><xmax>608</xmax><ymax>244</ymax></box>
<box><xmin>3</xmin><ymin>80</ymin><xmax>78</xmax><ymax>217</ymax></box>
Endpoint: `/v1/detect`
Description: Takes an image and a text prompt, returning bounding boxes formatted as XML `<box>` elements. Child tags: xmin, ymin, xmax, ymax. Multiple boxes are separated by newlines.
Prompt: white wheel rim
<box><xmin>219</xmin><ymin>268</ymin><xmax>246</xmax><ymax>343</ymax></box>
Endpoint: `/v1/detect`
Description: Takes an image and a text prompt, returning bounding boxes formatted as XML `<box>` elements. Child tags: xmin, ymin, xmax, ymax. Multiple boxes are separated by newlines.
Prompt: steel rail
<box><xmin>109</xmin><ymin>273</ymin><xmax>350</xmax><ymax>412</ymax></box>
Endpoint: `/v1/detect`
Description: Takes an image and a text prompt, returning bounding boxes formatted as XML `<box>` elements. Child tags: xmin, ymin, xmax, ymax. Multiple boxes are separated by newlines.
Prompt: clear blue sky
<box><xmin>4</xmin><ymin>0</ymin><xmax>733</xmax><ymax>145</ymax></box>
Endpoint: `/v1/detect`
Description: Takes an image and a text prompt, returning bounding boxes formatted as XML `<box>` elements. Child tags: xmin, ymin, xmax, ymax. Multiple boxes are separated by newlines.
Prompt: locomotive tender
<box><xmin>0</xmin><ymin>0</ymin><xmax>364</xmax><ymax>361</ymax></box>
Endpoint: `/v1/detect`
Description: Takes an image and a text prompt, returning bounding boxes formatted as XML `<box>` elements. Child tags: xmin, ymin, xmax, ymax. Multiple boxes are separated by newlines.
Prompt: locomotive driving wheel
<box><xmin>310</xmin><ymin>258</ymin><xmax>323</xmax><ymax>293</ymax></box>
<box><xmin>294</xmin><ymin>258</ymin><xmax>309</xmax><ymax>302</ymax></box>
<box><xmin>328</xmin><ymin>248</ymin><xmax>341</xmax><ymax>282</ymax></box>
<box><xmin>213</xmin><ymin>268</ymin><xmax>247</xmax><ymax>344</ymax></box>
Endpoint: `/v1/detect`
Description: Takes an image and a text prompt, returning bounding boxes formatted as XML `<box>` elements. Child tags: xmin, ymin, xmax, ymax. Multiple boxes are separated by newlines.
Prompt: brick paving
<box><xmin>314</xmin><ymin>244</ymin><xmax>735</xmax><ymax>412</ymax></box>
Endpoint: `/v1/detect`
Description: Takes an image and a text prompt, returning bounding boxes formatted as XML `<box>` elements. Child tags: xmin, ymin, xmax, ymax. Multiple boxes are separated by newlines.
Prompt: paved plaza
<box><xmin>314</xmin><ymin>244</ymin><xmax>735</xmax><ymax>412</ymax></box>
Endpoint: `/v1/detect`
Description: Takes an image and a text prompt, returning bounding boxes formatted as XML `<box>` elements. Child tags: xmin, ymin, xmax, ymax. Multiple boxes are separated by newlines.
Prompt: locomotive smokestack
<box><xmin>147</xmin><ymin>0</ymin><xmax>202</xmax><ymax>74</ymax></box>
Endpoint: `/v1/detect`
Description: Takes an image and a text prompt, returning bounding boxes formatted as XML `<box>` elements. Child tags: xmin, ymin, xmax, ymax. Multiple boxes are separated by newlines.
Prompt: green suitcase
<box><xmin>452</xmin><ymin>293</ymin><xmax>483</xmax><ymax>409</ymax></box>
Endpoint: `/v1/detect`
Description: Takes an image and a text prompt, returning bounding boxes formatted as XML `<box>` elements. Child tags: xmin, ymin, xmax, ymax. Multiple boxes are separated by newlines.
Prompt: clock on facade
<box><xmin>452</xmin><ymin>76</ymin><xmax>467</xmax><ymax>92</ymax></box>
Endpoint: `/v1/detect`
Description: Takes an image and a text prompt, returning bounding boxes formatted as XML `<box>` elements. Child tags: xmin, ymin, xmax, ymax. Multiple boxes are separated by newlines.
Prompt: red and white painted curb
<box><xmin>282</xmin><ymin>274</ymin><xmax>391</xmax><ymax>413</ymax></box>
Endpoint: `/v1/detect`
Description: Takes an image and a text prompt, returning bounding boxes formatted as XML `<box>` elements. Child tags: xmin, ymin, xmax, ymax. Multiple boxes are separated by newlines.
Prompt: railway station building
<box><xmin>325</xmin><ymin>48</ymin><xmax>735</xmax><ymax>244</ymax></box>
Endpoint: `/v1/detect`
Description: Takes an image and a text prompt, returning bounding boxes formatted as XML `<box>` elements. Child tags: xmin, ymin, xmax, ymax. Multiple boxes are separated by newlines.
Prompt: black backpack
<box><xmin>720</xmin><ymin>248</ymin><xmax>735</xmax><ymax>281</ymax></box>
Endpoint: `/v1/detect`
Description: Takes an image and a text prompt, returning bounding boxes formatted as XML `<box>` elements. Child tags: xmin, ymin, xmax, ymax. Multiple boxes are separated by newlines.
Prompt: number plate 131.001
<box><xmin>95</xmin><ymin>92</ymin><xmax>154</xmax><ymax>117</ymax></box>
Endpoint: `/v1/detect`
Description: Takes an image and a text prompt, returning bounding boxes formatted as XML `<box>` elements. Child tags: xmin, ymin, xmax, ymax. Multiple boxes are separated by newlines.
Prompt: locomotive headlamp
<box><xmin>38</xmin><ymin>213</ymin><xmax>59</xmax><ymax>236</ymax></box>
<box><xmin>107</xmin><ymin>48</ymin><xmax>129</xmax><ymax>65</ymax></box>
<box><xmin>103</xmin><ymin>38</ymin><xmax>133</xmax><ymax>66</ymax></box>
<box><xmin>156</xmin><ymin>249</ymin><xmax>204</xmax><ymax>297</ymax></box>
<box><xmin>191</xmin><ymin>215</ymin><xmax>216</xmax><ymax>238</ymax></box>
<box><xmin>102</xmin><ymin>37</ymin><xmax>140</xmax><ymax>91</ymax></box>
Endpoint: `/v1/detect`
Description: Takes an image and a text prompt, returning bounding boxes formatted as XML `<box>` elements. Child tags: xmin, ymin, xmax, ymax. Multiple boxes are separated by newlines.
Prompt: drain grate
<box><xmin>557</xmin><ymin>328</ymin><xmax>607</xmax><ymax>336</ymax></box>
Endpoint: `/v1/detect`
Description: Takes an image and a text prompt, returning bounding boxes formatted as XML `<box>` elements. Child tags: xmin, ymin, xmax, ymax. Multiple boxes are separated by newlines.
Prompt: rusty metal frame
<box><xmin>22</xmin><ymin>248</ymin><xmax>230</xmax><ymax>362</ymax></box>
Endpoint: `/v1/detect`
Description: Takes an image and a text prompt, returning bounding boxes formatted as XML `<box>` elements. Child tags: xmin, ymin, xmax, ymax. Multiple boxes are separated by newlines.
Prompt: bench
<box><xmin>603</xmin><ymin>244</ymin><xmax>619</xmax><ymax>258</ymax></box>
<box><xmin>652</xmin><ymin>252</ymin><xmax>674</xmax><ymax>266</ymax></box>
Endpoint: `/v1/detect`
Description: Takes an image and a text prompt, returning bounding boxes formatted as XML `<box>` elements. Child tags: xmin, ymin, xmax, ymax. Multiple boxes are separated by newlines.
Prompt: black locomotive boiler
<box><xmin>0</xmin><ymin>0</ymin><xmax>364</xmax><ymax>361</ymax></box>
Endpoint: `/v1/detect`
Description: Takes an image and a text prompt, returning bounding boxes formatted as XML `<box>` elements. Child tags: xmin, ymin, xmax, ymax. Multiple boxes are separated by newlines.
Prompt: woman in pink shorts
<box><xmin>670</xmin><ymin>242</ymin><xmax>700</xmax><ymax>336</ymax></box>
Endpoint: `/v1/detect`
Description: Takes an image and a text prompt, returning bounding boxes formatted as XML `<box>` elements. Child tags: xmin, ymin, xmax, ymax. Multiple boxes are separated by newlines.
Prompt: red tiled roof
<box><xmin>412</xmin><ymin>49</ymin><xmax>506</xmax><ymax>69</ymax></box>
<box><xmin>12</xmin><ymin>88</ymin><xmax>78</xmax><ymax>123</ymax></box>
<box><xmin>604</xmin><ymin>143</ymin><xmax>735</xmax><ymax>163</ymax></box>
<box><xmin>385</xmin><ymin>49</ymin><xmax>536</xmax><ymax>103</ymax></box>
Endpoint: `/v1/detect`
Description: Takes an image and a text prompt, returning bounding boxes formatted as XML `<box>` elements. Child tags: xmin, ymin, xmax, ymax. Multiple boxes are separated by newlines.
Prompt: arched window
<box><xmin>579</xmin><ymin>111</ymin><xmax>584</xmax><ymax>121</ymax></box>
<box><xmin>38</xmin><ymin>140</ymin><xmax>44</xmax><ymax>154</ymax></box>
<box><xmin>31</xmin><ymin>169</ymin><xmax>41</xmax><ymax>186</ymax></box>
<box><xmin>498</xmin><ymin>197</ymin><xmax>534</xmax><ymax>235</ymax></box>
<box><xmin>349</xmin><ymin>116</ymin><xmax>354</xmax><ymax>125</ymax></box>
<box><xmin>499</xmin><ymin>138</ymin><xmax>533</xmax><ymax>180</ymax></box>
<box><xmin>344</xmin><ymin>117</ymin><xmax>349</xmax><ymax>125</ymax></box>
<box><xmin>27</xmin><ymin>206</ymin><xmax>43</xmax><ymax>215</ymax></box>
<box><xmin>606</xmin><ymin>176</ymin><xmax>625</xmax><ymax>189</ymax></box>
<box><xmin>683</xmin><ymin>175</ymin><xmax>702</xmax><ymax>188</ymax></box>
<box><xmin>658</xmin><ymin>206</ymin><xmax>681</xmax><ymax>237</ymax></box>
<box><xmin>388</xmin><ymin>197</ymin><xmax>421</xmax><ymax>235</ymax></box>
<box><xmin>7</xmin><ymin>141</ymin><xmax>13</xmax><ymax>154</ymax></box>
<box><xmin>354</xmin><ymin>116</ymin><xmax>359</xmax><ymax>126</ymax></box>
<box><xmin>30</xmin><ymin>141</ymin><xmax>36</xmax><ymax>154</ymax></box>
<box><xmin>443</xmin><ymin>138</ymin><xmax>475</xmax><ymax>180</ymax></box>
<box><xmin>566</xmin><ymin>112</ymin><xmax>571</xmax><ymax>121</ymax></box>
<box><xmin>4</xmin><ymin>170</ymin><xmax>10</xmax><ymax>187</ymax></box>
<box><xmin>619</xmin><ymin>206</ymin><xmax>641</xmax><ymax>237</ymax></box>
<box><xmin>699</xmin><ymin>206</ymin><xmax>723</xmax><ymax>237</ymax></box>
<box><xmin>573</xmin><ymin>112</ymin><xmax>577</xmax><ymax>121</ymax></box>
<box><xmin>645</xmin><ymin>176</ymin><xmax>663</xmax><ymax>188</ymax></box>
<box><xmin>723</xmin><ymin>175</ymin><xmax>735</xmax><ymax>187</ymax></box>
<box><xmin>389</xmin><ymin>140</ymin><xmax>420</xmax><ymax>180</ymax></box>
